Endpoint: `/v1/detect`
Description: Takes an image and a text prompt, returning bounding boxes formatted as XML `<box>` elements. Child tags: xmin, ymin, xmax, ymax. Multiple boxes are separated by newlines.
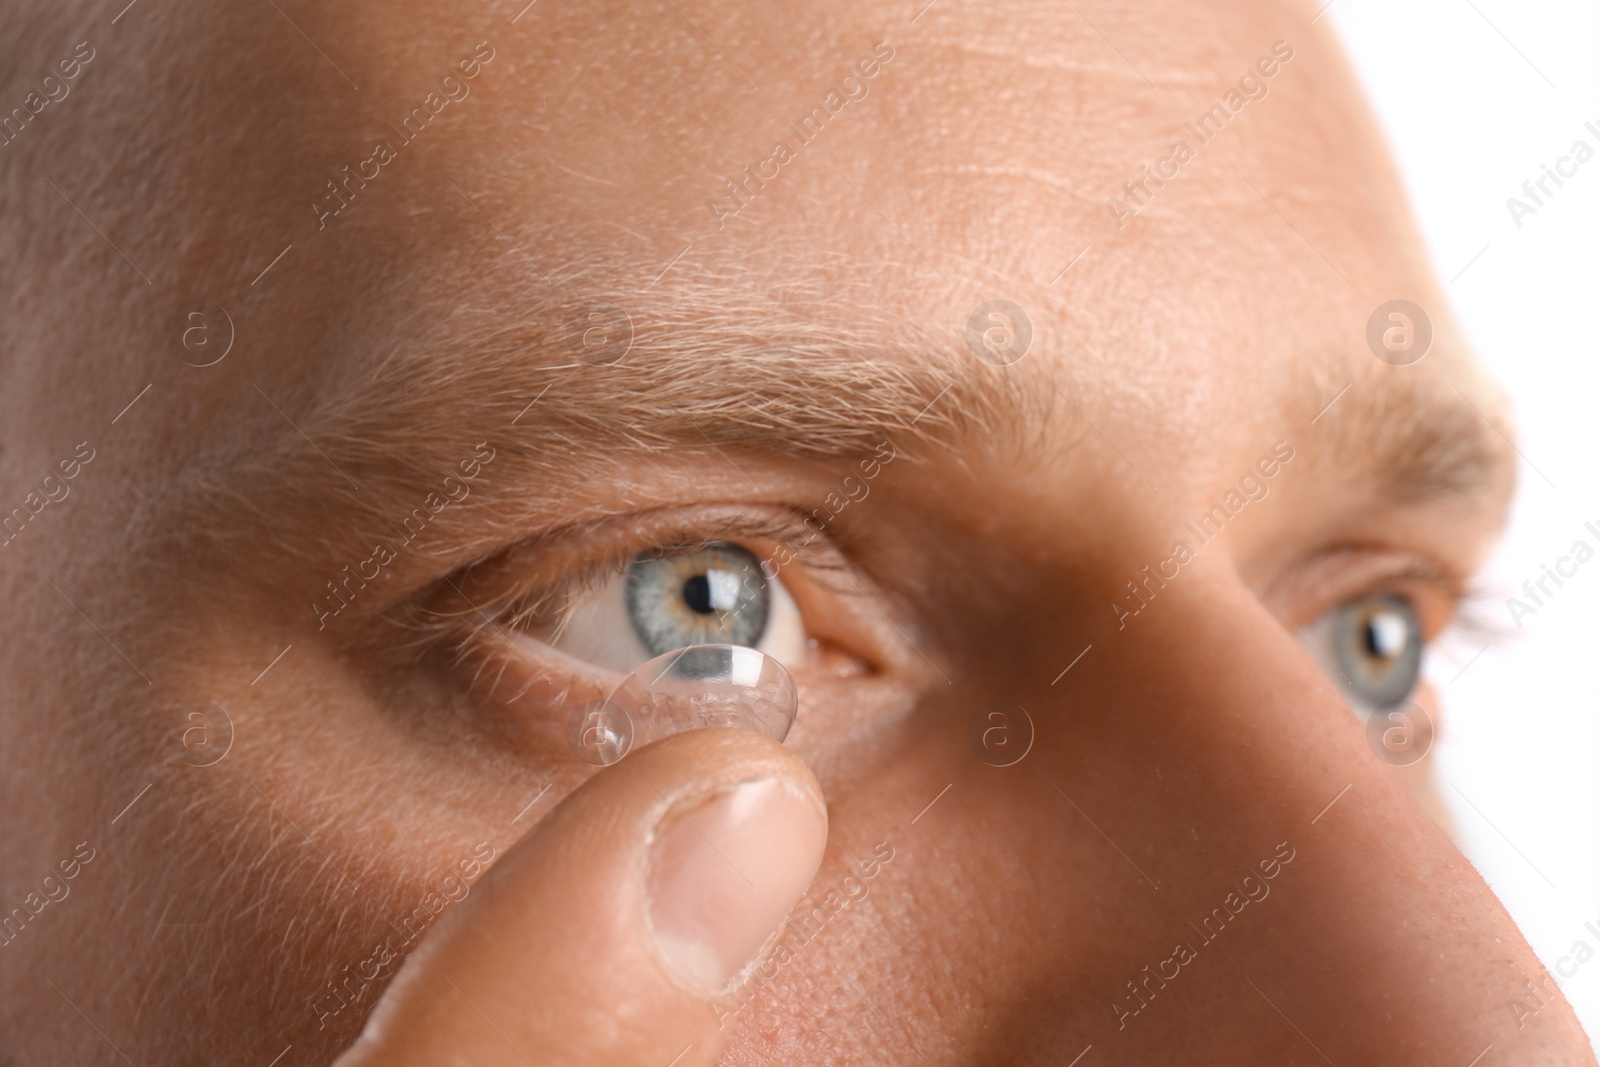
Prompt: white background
<box><xmin>1330</xmin><ymin>0</ymin><xmax>1600</xmax><ymax>1045</ymax></box>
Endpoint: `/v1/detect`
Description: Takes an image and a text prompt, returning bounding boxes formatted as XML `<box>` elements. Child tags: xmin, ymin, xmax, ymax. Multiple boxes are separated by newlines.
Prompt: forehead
<box><xmin>20</xmin><ymin>0</ymin><xmax>1501</xmax><ymax>508</ymax></box>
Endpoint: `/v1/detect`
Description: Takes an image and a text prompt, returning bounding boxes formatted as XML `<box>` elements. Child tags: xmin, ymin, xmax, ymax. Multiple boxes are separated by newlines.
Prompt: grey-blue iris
<box><xmin>1331</xmin><ymin>593</ymin><xmax>1422</xmax><ymax>710</ymax></box>
<box><xmin>623</xmin><ymin>543</ymin><xmax>770</xmax><ymax>657</ymax></box>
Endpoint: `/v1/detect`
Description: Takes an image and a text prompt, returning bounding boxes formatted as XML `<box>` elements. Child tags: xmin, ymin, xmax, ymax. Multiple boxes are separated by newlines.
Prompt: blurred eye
<box><xmin>1301</xmin><ymin>593</ymin><xmax>1424</xmax><ymax>712</ymax></box>
<box><xmin>549</xmin><ymin>542</ymin><xmax>808</xmax><ymax>673</ymax></box>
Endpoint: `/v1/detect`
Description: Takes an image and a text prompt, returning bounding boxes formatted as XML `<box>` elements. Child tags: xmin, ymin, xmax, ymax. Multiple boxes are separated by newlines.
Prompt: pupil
<box><xmin>1365</xmin><ymin>610</ymin><xmax>1406</xmax><ymax>660</ymax></box>
<box><xmin>682</xmin><ymin>574</ymin><xmax>715</xmax><ymax>614</ymax></box>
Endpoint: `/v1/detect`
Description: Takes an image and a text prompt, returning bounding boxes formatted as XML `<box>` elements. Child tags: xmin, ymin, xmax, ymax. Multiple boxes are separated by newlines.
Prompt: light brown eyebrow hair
<box><xmin>197</xmin><ymin>278</ymin><xmax>1052</xmax><ymax>564</ymax></box>
<box><xmin>331</xmin><ymin>295</ymin><xmax>1045</xmax><ymax>473</ymax></box>
<box><xmin>1309</xmin><ymin>360</ymin><xmax>1516</xmax><ymax>506</ymax></box>
<box><xmin>192</xmin><ymin>275</ymin><xmax>1511</xmax><ymax>573</ymax></box>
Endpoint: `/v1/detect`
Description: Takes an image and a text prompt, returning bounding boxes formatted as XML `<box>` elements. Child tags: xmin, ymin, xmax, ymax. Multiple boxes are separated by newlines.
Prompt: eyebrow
<box><xmin>345</xmin><ymin>315</ymin><xmax>1039</xmax><ymax>467</ymax></box>
<box><xmin>213</xmin><ymin>287</ymin><xmax>1510</xmax><ymax>570</ymax></box>
<box><xmin>214</xmin><ymin>290</ymin><xmax>1048</xmax><ymax>557</ymax></box>
<box><xmin>1311</xmin><ymin>364</ymin><xmax>1515</xmax><ymax>506</ymax></box>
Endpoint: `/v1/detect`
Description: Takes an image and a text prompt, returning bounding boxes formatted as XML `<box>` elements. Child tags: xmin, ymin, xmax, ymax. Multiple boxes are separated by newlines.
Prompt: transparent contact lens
<box><xmin>613</xmin><ymin>644</ymin><xmax>798</xmax><ymax>747</ymax></box>
<box><xmin>566</xmin><ymin>644</ymin><xmax>797</xmax><ymax>766</ymax></box>
<box><xmin>566</xmin><ymin>699</ymin><xmax>633</xmax><ymax>767</ymax></box>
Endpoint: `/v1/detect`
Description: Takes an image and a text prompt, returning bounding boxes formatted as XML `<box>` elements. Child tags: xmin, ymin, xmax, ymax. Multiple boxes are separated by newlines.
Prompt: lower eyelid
<box><xmin>471</xmin><ymin>630</ymin><xmax>626</xmax><ymax>723</ymax></box>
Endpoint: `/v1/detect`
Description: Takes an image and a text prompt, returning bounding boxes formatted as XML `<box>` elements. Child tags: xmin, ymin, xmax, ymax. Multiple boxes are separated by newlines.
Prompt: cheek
<box><xmin>66</xmin><ymin>643</ymin><xmax>540</xmax><ymax>1063</ymax></box>
<box><xmin>1388</xmin><ymin>681</ymin><xmax>1452</xmax><ymax>836</ymax></box>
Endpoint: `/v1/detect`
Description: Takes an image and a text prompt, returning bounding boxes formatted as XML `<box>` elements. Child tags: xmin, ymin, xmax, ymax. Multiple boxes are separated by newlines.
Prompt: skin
<box><xmin>0</xmin><ymin>0</ymin><xmax>1589</xmax><ymax>1063</ymax></box>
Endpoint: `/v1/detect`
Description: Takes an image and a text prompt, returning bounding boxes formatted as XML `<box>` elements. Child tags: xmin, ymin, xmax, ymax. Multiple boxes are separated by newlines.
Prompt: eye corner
<box><xmin>1274</xmin><ymin>544</ymin><xmax>1478</xmax><ymax>716</ymax></box>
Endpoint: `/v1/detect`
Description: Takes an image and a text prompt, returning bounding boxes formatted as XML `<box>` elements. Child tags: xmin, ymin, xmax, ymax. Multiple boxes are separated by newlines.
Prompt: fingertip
<box><xmin>646</xmin><ymin>772</ymin><xmax>829</xmax><ymax>993</ymax></box>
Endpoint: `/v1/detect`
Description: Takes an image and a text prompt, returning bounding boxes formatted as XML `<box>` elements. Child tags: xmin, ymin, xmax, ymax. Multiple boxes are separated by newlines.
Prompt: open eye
<box><xmin>1301</xmin><ymin>593</ymin><xmax>1424</xmax><ymax>712</ymax></box>
<box><xmin>548</xmin><ymin>542</ymin><xmax>808</xmax><ymax>673</ymax></box>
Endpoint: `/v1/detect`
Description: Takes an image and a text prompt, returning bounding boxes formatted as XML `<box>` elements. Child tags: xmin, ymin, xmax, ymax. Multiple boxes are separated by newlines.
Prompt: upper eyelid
<box><xmin>1310</xmin><ymin>574</ymin><xmax>1467</xmax><ymax>651</ymax></box>
<box><xmin>1272</xmin><ymin>544</ymin><xmax>1468</xmax><ymax>614</ymax></box>
<box><xmin>392</xmin><ymin>507</ymin><xmax>845</xmax><ymax>655</ymax></box>
<box><xmin>1432</xmin><ymin>580</ymin><xmax>1509</xmax><ymax>650</ymax></box>
<box><xmin>507</xmin><ymin>515</ymin><xmax>824</xmax><ymax>608</ymax></box>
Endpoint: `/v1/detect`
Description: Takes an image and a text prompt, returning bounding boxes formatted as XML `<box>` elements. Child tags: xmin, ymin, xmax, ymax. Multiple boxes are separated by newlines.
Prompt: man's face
<box><xmin>1</xmin><ymin>0</ymin><xmax>1589</xmax><ymax>1062</ymax></box>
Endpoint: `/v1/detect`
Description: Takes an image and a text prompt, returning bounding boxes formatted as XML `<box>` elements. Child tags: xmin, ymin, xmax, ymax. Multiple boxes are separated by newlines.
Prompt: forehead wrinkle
<box><xmin>195</xmin><ymin>271</ymin><xmax>1055</xmax><ymax>565</ymax></box>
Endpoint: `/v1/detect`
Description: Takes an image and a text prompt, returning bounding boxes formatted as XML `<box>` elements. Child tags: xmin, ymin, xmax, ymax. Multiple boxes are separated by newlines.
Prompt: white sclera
<box><xmin>602</xmin><ymin>644</ymin><xmax>798</xmax><ymax>750</ymax></box>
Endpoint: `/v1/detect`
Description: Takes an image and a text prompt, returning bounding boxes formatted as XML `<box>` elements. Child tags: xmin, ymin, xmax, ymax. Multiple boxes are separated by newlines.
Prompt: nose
<box><xmin>1003</xmin><ymin>567</ymin><xmax>1595</xmax><ymax>1063</ymax></box>
<box><xmin>722</xmin><ymin>547</ymin><xmax>1593</xmax><ymax>1066</ymax></box>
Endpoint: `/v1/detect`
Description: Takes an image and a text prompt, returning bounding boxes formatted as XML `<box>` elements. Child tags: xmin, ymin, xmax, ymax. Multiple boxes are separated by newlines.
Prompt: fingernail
<box><xmin>647</xmin><ymin>777</ymin><xmax>827</xmax><ymax>992</ymax></box>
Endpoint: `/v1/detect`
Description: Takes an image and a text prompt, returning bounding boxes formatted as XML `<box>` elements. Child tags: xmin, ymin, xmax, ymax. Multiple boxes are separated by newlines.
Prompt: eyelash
<box><xmin>392</xmin><ymin>509</ymin><xmax>836</xmax><ymax>670</ymax></box>
<box><xmin>386</xmin><ymin>517</ymin><xmax>1495</xmax><ymax>709</ymax></box>
<box><xmin>1431</xmin><ymin>577</ymin><xmax>1508</xmax><ymax>654</ymax></box>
